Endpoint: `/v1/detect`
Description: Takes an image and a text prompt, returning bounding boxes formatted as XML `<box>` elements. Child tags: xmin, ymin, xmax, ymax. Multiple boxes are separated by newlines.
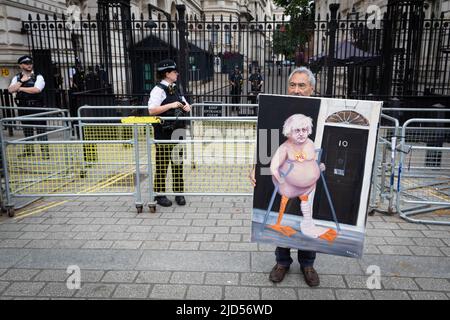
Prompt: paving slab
<box><xmin>14</xmin><ymin>249</ymin><xmax>142</xmax><ymax>270</ymax></box>
<box><xmin>0</xmin><ymin>196</ymin><xmax>448</xmax><ymax>300</ymax></box>
<box><xmin>136</xmin><ymin>251</ymin><xmax>250</xmax><ymax>272</ymax></box>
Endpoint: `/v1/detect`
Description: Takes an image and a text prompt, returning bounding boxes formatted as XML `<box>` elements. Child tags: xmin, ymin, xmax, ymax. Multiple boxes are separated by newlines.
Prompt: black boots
<box><xmin>154</xmin><ymin>196</ymin><xmax>186</xmax><ymax>207</ymax></box>
<box><xmin>41</xmin><ymin>145</ymin><xmax>50</xmax><ymax>160</ymax></box>
<box><xmin>17</xmin><ymin>145</ymin><xmax>34</xmax><ymax>158</ymax></box>
<box><xmin>17</xmin><ymin>145</ymin><xmax>50</xmax><ymax>159</ymax></box>
<box><xmin>175</xmin><ymin>196</ymin><xmax>186</xmax><ymax>206</ymax></box>
<box><xmin>155</xmin><ymin>196</ymin><xmax>172</xmax><ymax>207</ymax></box>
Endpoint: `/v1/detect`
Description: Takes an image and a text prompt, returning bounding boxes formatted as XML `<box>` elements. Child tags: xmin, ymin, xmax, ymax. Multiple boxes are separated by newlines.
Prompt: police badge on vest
<box><xmin>157</xmin><ymin>82</ymin><xmax>188</xmax><ymax>134</ymax></box>
<box><xmin>14</xmin><ymin>71</ymin><xmax>44</xmax><ymax>107</ymax></box>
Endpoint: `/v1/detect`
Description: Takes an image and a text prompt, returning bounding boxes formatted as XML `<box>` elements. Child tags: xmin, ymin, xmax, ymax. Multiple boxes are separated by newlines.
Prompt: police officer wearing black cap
<box><xmin>8</xmin><ymin>55</ymin><xmax>49</xmax><ymax>159</ymax></box>
<box><xmin>248</xmin><ymin>68</ymin><xmax>264</xmax><ymax>104</ymax></box>
<box><xmin>148</xmin><ymin>59</ymin><xmax>191</xmax><ymax>207</ymax></box>
<box><xmin>229</xmin><ymin>65</ymin><xmax>243</xmax><ymax>105</ymax></box>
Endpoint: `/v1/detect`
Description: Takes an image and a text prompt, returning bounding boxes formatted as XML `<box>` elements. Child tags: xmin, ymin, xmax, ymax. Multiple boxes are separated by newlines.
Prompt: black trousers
<box><xmin>22</xmin><ymin>120</ymin><xmax>48</xmax><ymax>141</ymax></box>
<box><xmin>154</xmin><ymin>142</ymin><xmax>184</xmax><ymax>193</ymax></box>
<box><xmin>18</xmin><ymin>107</ymin><xmax>47</xmax><ymax>141</ymax></box>
<box><xmin>248</xmin><ymin>91</ymin><xmax>260</xmax><ymax>104</ymax></box>
<box><xmin>230</xmin><ymin>88</ymin><xmax>242</xmax><ymax>104</ymax></box>
<box><xmin>275</xmin><ymin>247</ymin><xmax>316</xmax><ymax>268</ymax></box>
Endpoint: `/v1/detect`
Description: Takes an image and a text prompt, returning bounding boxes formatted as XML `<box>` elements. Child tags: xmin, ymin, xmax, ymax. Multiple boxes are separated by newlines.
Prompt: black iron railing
<box><xmin>8</xmin><ymin>2</ymin><xmax>450</xmax><ymax>112</ymax></box>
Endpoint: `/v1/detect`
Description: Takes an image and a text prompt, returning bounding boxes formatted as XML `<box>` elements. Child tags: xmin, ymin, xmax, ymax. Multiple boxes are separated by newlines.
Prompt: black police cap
<box><xmin>157</xmin><ymin>59</ymin><xmax>177</xmax><ymax>72</ymax></box>
<box><xmin>18</xmin><ymin>55</ymin><xmax>33</xmax><ymax>64</ymax></box>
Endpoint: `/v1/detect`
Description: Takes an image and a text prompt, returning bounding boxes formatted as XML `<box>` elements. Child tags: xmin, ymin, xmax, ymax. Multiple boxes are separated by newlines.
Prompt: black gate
<box><xmin>17</xmin><ymin>0</ymin><xmax>450</xmax><ymax>113</ymax></box>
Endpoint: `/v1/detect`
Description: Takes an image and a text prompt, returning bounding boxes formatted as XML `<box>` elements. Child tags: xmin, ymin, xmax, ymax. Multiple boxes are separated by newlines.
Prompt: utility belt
<box><xmin>16</xmin><ymin>99</ymin><xmax>43</xmax><ymax>107</ymax></box>
<box><xmin>160</xmin><ymin>107</ymin><xmax>187</xmax><ymax>133</ymax></box>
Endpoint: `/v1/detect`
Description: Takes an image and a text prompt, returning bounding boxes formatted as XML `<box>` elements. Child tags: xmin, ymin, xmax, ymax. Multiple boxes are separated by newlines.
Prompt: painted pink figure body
<box><xmin>275</xmin><ymin>152</ymin><xmax>320</xmax><ymax>199</ymax></box>
<box><xmin>268</xmin><ymin>114</ymin><xmax>337</xmax><ymax>242</ymax></box>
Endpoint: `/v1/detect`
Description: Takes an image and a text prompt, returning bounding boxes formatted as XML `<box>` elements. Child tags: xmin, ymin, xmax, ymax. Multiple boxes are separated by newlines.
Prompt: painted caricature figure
<box><xmin>269</xmin><ymin>114</ymin><xmax>337</xmax><ymax>242</ymax></box>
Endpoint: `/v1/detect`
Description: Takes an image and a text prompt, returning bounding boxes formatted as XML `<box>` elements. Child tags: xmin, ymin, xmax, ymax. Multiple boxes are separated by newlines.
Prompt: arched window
<box><xmin>326</xmin><ymin>111</ymin><xmax>370</xmax><ymax>126</ymax></box>
<box><xmin>170</xmin><ymin>2</ymin><xmax>177</xmax><ymax>19</ymax></box>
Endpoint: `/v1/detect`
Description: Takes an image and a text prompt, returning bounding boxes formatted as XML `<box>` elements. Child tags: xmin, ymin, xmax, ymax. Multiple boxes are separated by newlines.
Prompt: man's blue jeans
<box><xmin>275</xmin><ymin>247</ymin><xmax>316</xmax><ymax>268</ymax></box>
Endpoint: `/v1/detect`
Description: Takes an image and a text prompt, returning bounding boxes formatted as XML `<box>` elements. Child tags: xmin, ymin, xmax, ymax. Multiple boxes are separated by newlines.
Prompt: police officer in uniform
<box><xmin>148</xmin><ymin>59</ymin><xmax>191</xmax><ymax>207</ymax></box>
<box><xmin>8</xmin><ymin>55</ymin><xmax>49</xmax><ymax>159</ymax></box>
<box><xmin>229</xmin><ymin>65</ymin><xmax>243</xmax><ymax>106</ymax></box>
<box><xmin>248</xmin><ymin>68</ymin><xmax>264</xmax><ymax>105</ymax></box>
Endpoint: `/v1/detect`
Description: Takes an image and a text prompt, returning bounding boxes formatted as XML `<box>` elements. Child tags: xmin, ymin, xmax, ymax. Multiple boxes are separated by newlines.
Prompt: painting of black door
<box><xmin>313</xmin><ymin>126</ymin><xmax>369</xmax><ymax>226</ymax></box>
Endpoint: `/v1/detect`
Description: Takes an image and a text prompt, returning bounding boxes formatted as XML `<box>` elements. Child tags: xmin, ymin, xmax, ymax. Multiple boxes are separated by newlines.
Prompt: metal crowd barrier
<box><xmin>0</xmin><ymin>106</ymin><xmax>69</xmax><ymax>137</ymax></box>
<box><xmin>0</xmin><ymin>131</ymin><xmax>4</xmax><ymax>213</ymax></box>
<box><xmin>1</xmin><ymin>115</ymin><xmax>144</xmax><ymax>217</ymax></box>
<box><xmin>76</xmin><ymin>104</ymin><xmax>258</xmax><ymax>174</ymax></box>
<box><xmin>368</xmin><ymin>108</ymin><xmax>450</xmax><ymax>220</ymax></box>
<box><xmin>190</xmin><ymin>103</ymin><xmax>258</xmax><ymax>117</ymax></box>
<box><xmin>2</xmin><ymin>104</ymin><xmax>447</xmax><ymax>220</ymax></box>
<box><xmin>77</xmin><ymin>103</ymin><xmax>258</xmax><ymax>143</ymax></box>
<box><xmin>1</xmin><ymin>107</ymin><xmax>69</xmax><ymax>214</ymax></box>
<box><xmin>76</xmin><ymin>105</ymin><xmax>257</xmax><ymax>212</ymax></box>
<box><xmin>77</xmin><ymin>106</ymin><xmax>151</xmax><ymax>171</ymax></box>
<box><xmin>1</xmin><ymin>111</ymin><xmax>258</xmax><ymax>215</ymax></box>
<box><xmin>369</xmin><ymin>113</ymin><xmax>400</xmax><ymax>215</ymax></box>
<box><xmin>397</xmin><ymin>118</ymin><xmax>450</xmax><ymax>225</ymax></box>
<box><xmin>146</xmin><ymin>116</ymin><xmax>257</xmax><ymax>212</ymax></box>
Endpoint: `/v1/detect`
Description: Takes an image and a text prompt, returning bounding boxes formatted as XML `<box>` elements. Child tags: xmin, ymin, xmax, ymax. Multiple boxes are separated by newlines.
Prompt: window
<box><xmin>225</xmin><ymin>30</ymin><xmax>231</xmax><ymax>45</ymax></box>
<box><xmin>144</xmin><ymin>64</ymin><xmax>153</xmax><ymax>91</ymax></box>
<box><xmin>212</xmin><ymin>31</ymin><xmax>218</xmax><ymax>44</ymax></box>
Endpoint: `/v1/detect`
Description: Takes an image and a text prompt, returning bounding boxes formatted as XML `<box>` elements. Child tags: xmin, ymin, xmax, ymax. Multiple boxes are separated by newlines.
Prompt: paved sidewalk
<box><xmin>0</xmin><ymin>195</ymin><xmax>449</xmax><ymax>300</ymax></box>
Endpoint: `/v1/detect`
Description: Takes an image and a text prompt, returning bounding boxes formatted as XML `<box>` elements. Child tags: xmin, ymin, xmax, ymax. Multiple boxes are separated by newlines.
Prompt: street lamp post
<box><xmin>176</xmin><ymin>4</ymin><xmax>188</xmax><ymax>96</ymax></box>
<box><xmin>146</xmin><ymin>4</ymin><xmax>189</xmax><ymax>96</ymax></box>
<box><xmin>147</xmin><ymin>3</ymin><xmax>173</xmax><ymax>57</ymax></box>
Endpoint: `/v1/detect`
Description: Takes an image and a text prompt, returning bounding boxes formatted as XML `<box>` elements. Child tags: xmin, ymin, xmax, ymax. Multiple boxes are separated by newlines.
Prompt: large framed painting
<box><xmin>251</xmin><ymin>94</ymin><xmax>382</xmax><ymax>258</ymax></box>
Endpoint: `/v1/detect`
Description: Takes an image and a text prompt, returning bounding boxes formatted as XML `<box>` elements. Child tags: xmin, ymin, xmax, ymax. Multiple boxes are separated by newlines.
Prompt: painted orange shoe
<box><xmin>319</xmin><ymin>228</ymin><xmax>338</xmax><ymax>243</ymax></box>
<box><xmin>268</xmin><ymin>224</ymin><xmax>297</xmax><ymax>237</ymax></box>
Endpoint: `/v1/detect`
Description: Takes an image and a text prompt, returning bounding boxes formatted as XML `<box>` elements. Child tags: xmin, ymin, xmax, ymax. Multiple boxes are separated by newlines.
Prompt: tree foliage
<box><xmin>272</xmin><ymin>0</ymin><xmax>315</xmax><ymax>59</ymax></box>
<box><xmin>273</xmin><ymin>0</ymin><xmax>313</xmax><ymax>18</ymax></box>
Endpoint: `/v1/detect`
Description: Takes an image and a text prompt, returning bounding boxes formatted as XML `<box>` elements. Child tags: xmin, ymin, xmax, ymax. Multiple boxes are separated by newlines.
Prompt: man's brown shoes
<box><xmin>301</xmin><ymin>266</ymin><xmax>320</xmax><ymax>287</ymax></box>
<box><xmin>269</xmin><ymin>264</ymin><xmax>320</xmax><ymax>287</ymax></box>
<box><xmin>269</xmin><ymin>264</ymin><xmax>289</xmax><ymax>283</ymax></box>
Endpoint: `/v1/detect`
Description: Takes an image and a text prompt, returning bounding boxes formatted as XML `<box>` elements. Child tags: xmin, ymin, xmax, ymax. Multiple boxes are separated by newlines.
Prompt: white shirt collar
<box><xmin>161</xmin><ymin>80</ymin><xmax>175</xmax><ymax>87</ymax></box>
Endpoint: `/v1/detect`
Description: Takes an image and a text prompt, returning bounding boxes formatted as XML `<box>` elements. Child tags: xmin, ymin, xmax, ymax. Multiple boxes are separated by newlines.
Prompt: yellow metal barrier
<box><xmin>191</xmin><ymin>120</ymin><xmax>256</xmax><ymax>140</ymax></box>
<box><xmin>81</xmin><ymin>124</ymin><xmax>152</xmax><ymax>166</ymax></box>
<box><xmin>150</xmin><ymin>141</ymin><xmax>255</xmax><ymax>194</ymax></box>
<box><xmin>2</xmin><ymin>111</ymin><xmax>258</xmax><ymax>215</ymax></box>
<box><xmin>121</xmin><ymin>116</ymin><xmax>161</xmax><ymax>124</ymax></box>
<box><xmin>6</xmin><ymin>142</ymin><xmax>136</xmax><ymax>195</ymax></box>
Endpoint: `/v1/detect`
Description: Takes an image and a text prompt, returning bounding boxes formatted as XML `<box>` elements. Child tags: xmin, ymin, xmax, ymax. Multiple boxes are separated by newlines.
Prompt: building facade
<box><xmin>316</xmin><ymin>0</ymin><xmax>449</xmax><ymax>19</ymax></box>
<box><xmin>0</xmin><ymin>0</ymin><xmax>68</xmax><ymax>88</ymax></box>
<box><xmin>0</xmin><ymin>0</ymin><xmax>278</xmax><ymax>89</ymax></box>
<box><xmin>2</xmin><ymin>0</ymin><xmax>447</xmax><ymax>104</ymax></box>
